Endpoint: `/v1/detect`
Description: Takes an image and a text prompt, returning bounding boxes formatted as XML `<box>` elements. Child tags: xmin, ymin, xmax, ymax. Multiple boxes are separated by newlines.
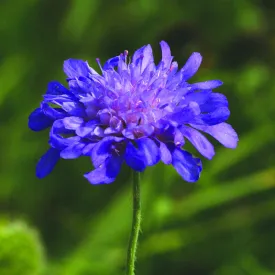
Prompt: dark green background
<box><xmin>1</xmin><ymin>0</ymin><xmax>275</xmax><ymax>274</ymax></box>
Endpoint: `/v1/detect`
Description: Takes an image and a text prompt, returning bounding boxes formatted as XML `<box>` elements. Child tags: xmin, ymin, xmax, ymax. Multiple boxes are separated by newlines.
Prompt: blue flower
<box><xmin>29</xmin><ymin>41</ymin><xmax>238</xmax><ymax>184</ymax></box>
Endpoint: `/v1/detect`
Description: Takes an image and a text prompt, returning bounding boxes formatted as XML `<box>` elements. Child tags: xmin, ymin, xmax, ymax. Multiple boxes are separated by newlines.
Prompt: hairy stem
<box><xmin>126</xmin><ymin>171</ymin><xmax>141</xmax><ymax>275</ymax></box>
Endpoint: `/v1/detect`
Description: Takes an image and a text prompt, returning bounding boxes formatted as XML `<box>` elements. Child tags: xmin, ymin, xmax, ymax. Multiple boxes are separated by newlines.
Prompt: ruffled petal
<box><xmin>91</xmin><ymin>137</ymin><xmax>124</xmax><ymax>168</ymax></box>
<box><xmin>181</xmin><ymin>52</ymin><xmax>202</xmax><ymax>80</ymax></box>
<box><xmin>190</xmin><ymin>80</ymin><xmax>223</xmax><ymax>90</ymax></box>
<box><xmin>125</xmin><ymin>141</ymin><xmax>146</xmax><ymax>172</ymax></box>
<box><xmin>136</xmin><ymin>138</ymin><xmax>160</xmax><ymax>166</ymax></box>
<box><xmin>190</xmin><ymin>122</ymin><xmax>238</xmax><ymax>149</ymax></box>
<box><xmin>158</xmin><ymin>141</ymin><xmax>172</xmax><ymax>164</ymax></box>
<box><xmin>82</xmin><ymin>143</ymin><xmax>96</xmax><ymax>156</ymax></box>
<box><xmin>174</xmin><ymin>128</ymin><xmax>185</xmax><ymax>146</ymax></box>
<box><xmin>103</xmin><ymin>56</ymin><xmax>119</xmax><ymax>70</ymax></box>
<box><xmin>46</xmin><ymin>81</ymin><xmax>73</xmax><ymax>97</ymax></box>
<box><xmin>199</xmin><ymin>93</ymin><xmax>228</xmax><ymax>113</ymax></box>
<box><xmin>180</xmin><ymin>126</ymin><xmax>215</xmax><ymax>159</ymax></box>
<box><xmin>166</xmin><ymin>102</ymin><xmax>200</xmax><ymax>126</ymax></box>
<box><xmin>75</xmin><ymin>120</ymin><xmax>98</xmax><ymax>137</ymax></box>
<box><xmin>60</xmin><ymin>142</ymin><xmax>85</xmax><ymax>159</ymax></box>
<box><xmin>132</xmin><ymin>45</ymin><xmax>154</xmax><ymax>73</ymax></box>
<box><xmin>171</xmin><ymin>148</ymin><xmax>202</xmax><ymax>182</ymax></box>
<box><xmin>49</xmin><ymin>120</ymin><xmax>80</xmax><ymax>150</ymax></box>
<box><xmin>84</xmin><ymin>156</ymin><xmax>123</xmax><ymax>184</ymax></box>
<box><xmin>36</xmin><ymin>148</ymin><xmax>60</xmax><ymax>178</ymax></box>
<box><xmin>160</xmin><ymin>41</ymin><xmax>173</xmax><ymax>69</ymax></box>
<box><xmin>28</xmin><ymin>108</ymin><xmax>53</xmax><ymax>131</ymax></box>
<box><xmin>63</xmin><ymin>59</ymin><xmax>92</xmax><ymax>78</ymax></box>
<box><xmin>63</xmin><ymin>116</ymin><xmax>84</xmax><ymax>130</ymax></box>
<box><xmin>200</xmin><ymin>107</ymin><xmax>230</xmax><ymax>125</ymax></box>
<box><xmin>41</xmin><ymin>102</ymin><xmax>67</xmax><ymax>120</ymax></box>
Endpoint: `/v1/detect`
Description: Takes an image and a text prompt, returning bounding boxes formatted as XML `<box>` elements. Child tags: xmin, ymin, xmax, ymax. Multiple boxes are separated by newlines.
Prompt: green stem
<box><xmin>126</xmin><ymin>171</ymin><xmax>141</xmax><ymax>275</ymax></box>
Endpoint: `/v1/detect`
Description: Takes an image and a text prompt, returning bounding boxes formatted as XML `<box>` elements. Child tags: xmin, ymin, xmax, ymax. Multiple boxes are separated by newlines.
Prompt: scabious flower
<box><xmin>28</xmin><ymin>41</ymin><xmax>238</xmax><ymax>184</ymax></box>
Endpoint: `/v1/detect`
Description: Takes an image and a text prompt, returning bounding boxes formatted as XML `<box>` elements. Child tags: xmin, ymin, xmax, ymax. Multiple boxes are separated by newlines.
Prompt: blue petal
<box><xmin>132</xmin><ymin>45</ymin><xmax>154</xmax><ymax>73</ymax></box>
<box><xmin>46</xmin><ymin>81</ymin><xmax>71</xmax><ymax>96</ymax></box>
<box><xmin>63</xmin><ymin>116</ymin><xmax>84</xmax><ymax>130</ymax></box>
<box><xmin>103</xmin><ymin>56</ymin><xmax>120</xmax><ymax>70</ymax></box>
<box><xmin>171</xmin><ymin>148</ymin><xmax>202</xmax><ymax>182</ymax></box>
<box><xmin>181</xmin><ymin>52</ymin><xmax>202</xmax><ymax>80</ymax></box>
<box><xmin>190</xmin><ymin>122</ymin><xmax>238</xmax><ymax>149</ymax></box>
<box><xmin>141</xmin><ymin>45</ymin><xmax>154</xmax><ymax>73</ymax></box>
<box><xmin>132</xmin><ymin>45</ymin><xmax>146</xmax><ymax>65</ymax></box>
<box><xmin>158</xmin><ymin>141</ymin><xmax>172</xmax><ymax>165</ymax></box>
<box><xmin>185</xmin><ymin>90</ymin><xmax>212</xmax><ymax>105</ymax></box>
<box><xmin>36</xmin><ymin>148</ymin><xmax>60</xmax><ymax>178</ymax></box>
<box><xmin>180</xmin><ymin>126</ymin><xmax>215</xmax><ymax>159</ymax></box>
<box><xmin>28</xmin><ymin>108</ymin><xmax>53</xmax><ymax>131</ymax></box>
<box><xmin>60</xmin><ymin>142</ymin><xmax>85</xmax><ymax>159</ymax></box>
<box><xmin>190</xmin><ymin>80</ymin><xmax>223</xmax><ymax>90</ymax></box>
<box><xmin>41</xmin><ymin>102</ymin><xmax>67</xmax><ymax>120</ymax></box>
<box><xmin>199</xmin><ymin>93</ymin><xmax>228</xmax><ymax>113</ymax></box>
<box><xmin>166</xmin><ymin>102</ymin><xmax>200</xmax><ymax>126</ymax></box>
<box><xmin>63</xmin><ymin>59</ymin><xmax>91</xmax><ymax>78</ymax></box>
<box><xmin>61</xmin><ymin>101</ymin><xmax>86</xmax><ymax>117</ymax></box>
<box><xmin>136</xmin><ymin>138</ymin><xmax>160</xmax><ymax>166</ymax></box>
<box><xmin>200</xmin><ymin>107</ymin><xmax>230</xmax><ymax>125</ymax></box>
<box><xmin>160</xmin><ymin>41</ymin><xmax>173</xmax><ymax>69</ymax></box>
<box><xmin>84</xmin><ymin>156</ymin><xmax>123</xmax><ymax>184</ymax></box>
<box><xmin>82</xmin><ymin>143</ymin><xmax>96</xmax><ymax>156</ymax></box>
<box><xmin>174</xmin><ymin>128</ymin><xmax>185</xmax><ymax>146</ymax></box>
<box><xmin>91</xmin><ymin>137</ymin><xmax>124</xmax><ymax>168</ymax></box>
<box><xmin>125</xmin><ymin>142</ymin><xmax>146</xmax><ymax>172</ymax></box>
<box><xmin>50</xmin><ymin>120</ymin><xmax>80</xmax><ymax>150</ymax></box>
<box><xmin>75</xmin><ymin>120</ymin><xmax>98</xmax><ymax>137</ymax></box>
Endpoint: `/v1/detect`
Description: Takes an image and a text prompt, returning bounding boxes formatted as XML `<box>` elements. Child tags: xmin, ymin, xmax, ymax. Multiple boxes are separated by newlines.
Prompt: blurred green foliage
<box><xmin>0</xmin><ymin>0</ymin><xmax>275</xmax><ymax>274</ymax></box>
<box><xmin>0</xmin><ymin>221</ymin><xmax>45</xmax><ymax>275</ymax></box>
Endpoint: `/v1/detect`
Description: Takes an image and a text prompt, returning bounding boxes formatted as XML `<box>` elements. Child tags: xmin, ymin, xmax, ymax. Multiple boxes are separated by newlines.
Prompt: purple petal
<box><xmin>125</xmin><ymin>142</ymin><xmax>146</xmax><ymax>172</ymax></box>
<box><xmin>132</xmin><ymin>45</ymin><xmax>146</xmax><ymax>65</ymax></box>
<box><xmin>200</xmin><ymin>107</ymin><xmax>230</xmax><ymax>125</ymax></box>
<box><xmin>62</xmin><ymin>101</ymin><xmax>86</xmax><ymax>117</ymax></box>
<box><xmin>160</xmin><ymin>41</ymin><xmax>173</xmax><ymax>69</ymax></box>
<box><xmin>82</xmin><ymin>143</ymin><xmax>96</xmax><ymax>156</ymax></box>
<box><xmin>136</xmin><ymin>138</ymin><xmax>160</xmax><ymax>166</ymax></box>
<box><xmin>63</xmin><ymin>116</ymin><xmax>84</xmax><ymax>130</ymax></box>
<box><xmin>75</xmin><ymin>120</ymin><xmax>98</xmax><ymax>137</ymax></box>
<box><xmin>180</xmin><ymin>126</ymin><xmax>215</xmax><ymax>159</ymax></box>
<box><xmin>28</xmin><ymin>108</ymin><xmax>53</xmax><ymax>131</ymax></box>
<box><xmin>60</xmin><ymin>142</ymin><xmax>85</xmax><ymax>159</ymax></box>
<box><xmin>46</xmin><ymin>81</ymin><xmax>72</xmax><ymax>96</ymax></box>
<box><xmin>84</xmin><ymin>156</ymin><xmax>123</xmax><ymax>184</ymax></box>
<box><xmin>63</xmin><ymin>59</ymin><xmax>91</xmax><ymax>78</ymax></box>
<box><xmin>50</xmin><ymin>120</ymin><xmax>80</xmax><ymax>150</ymax></box>
<box><xmin>166</xmin><ymin>102</ymin><xmax>200</xmax><ymax>126</ymax></box>
<box><xmin>141</xmin><ymin>45</ymin><xmax>154</xmax><ymax>73</ymax></box>
<box><xmin>181</xmin><ymin>52</ymin><xmax>202</xmax><ymax>80</ymax></box>
<box><xmin>190</xmin><ymin>80</ymin><xmax>223</xmax><ymax>90</ymax></box>
<box><xmin>110</xmin><ymin>116</ymin><xmax>123</xmax><ymax>132</ymax></box>
<box><xmin>174</xmin><ymin>128</ymin><xmax>185</xmax><ymax>146</ymax></box>
<box><xmin>91</xmin><ymin>137</ymin><xmax>124</xmax><ymax>168</ymax></box>
<box><xmin>36</xmin><ymin>148</ymin><xmax>60</xmax><ymax>178</ymax></box>
<box><xmin>185</xmin><ymin>90</ymin><xmax>212</xmax><ymax>105</ymax></box>
<box><xmin>103</xmin><ymin>56</ymin><xmax>119</xmax><ymax>70</ymax></box>
<box><xmin>159</xmin><ymin>141</ymin><xmax>172</xmax><ymax>165</ymax></box>
<box><xmin>191</xmin><ymin>122</ymin><xmax>238</xmax><ymax>149</ymax></box>
<box><xmin>41</xmin><ymin>102</ymin><xmax>66</xmax><ymax>120</ymax></box>
<box><xmin>171</xmin><ymin>148</ymin><xmax>202</xmax><ymax>182</ymax></box>
<box><xmin>199</xmin><ymin>93</ymin><xmax>228</xmax><ymax>113</ymax></box>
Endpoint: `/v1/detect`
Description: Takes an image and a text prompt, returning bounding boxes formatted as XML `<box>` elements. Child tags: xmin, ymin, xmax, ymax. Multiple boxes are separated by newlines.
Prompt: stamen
<box><xmin>124</xmin><ymin>50</ymin><xmax>129</xmax><ymax>63</ymax></box>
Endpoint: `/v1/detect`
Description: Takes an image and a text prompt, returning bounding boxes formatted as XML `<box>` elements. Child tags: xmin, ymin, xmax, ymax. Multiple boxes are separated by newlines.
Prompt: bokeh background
<box><xmin>1</xmin><ymin>0</ymin><xmax>275</xmax><ymax>274</ymax></box>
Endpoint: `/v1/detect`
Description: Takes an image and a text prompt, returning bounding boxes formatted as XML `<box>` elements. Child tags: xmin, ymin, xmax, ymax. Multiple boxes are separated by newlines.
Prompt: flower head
<box><xmin>28</xmin><ymin>41</ymin><xmax>238</xmax><ymax>184</ymax></box>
